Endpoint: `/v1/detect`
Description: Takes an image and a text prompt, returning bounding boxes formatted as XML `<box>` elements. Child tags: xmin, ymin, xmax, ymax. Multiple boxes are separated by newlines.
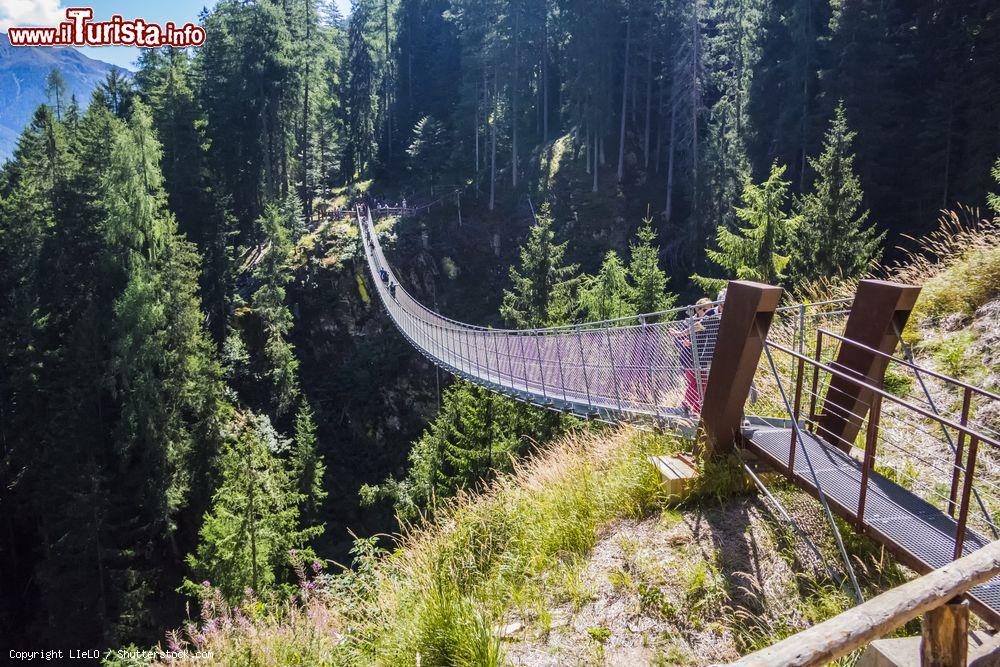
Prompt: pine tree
<box><xmin>500</xmin><ymin>205</ymin><xmax>578</xmax><ymax>327</ymax></box>
<box><xmin>361</xmin><ymin>380</ymin><xmax>564</xmax><ymax>521</ymax></box>
<box><xmin>94</xmin><ymin>68</ymin><xmax>135</xmax><ymax>119</ymax></box>
<box><xmin>579</xmin><ymin>250</ymin><xmax>634</xmax><ymax>321</ymax></box>
<box><xmin>250</xmin><ymin>197</ymin><xmax>301</xmax><ymax>417</ymax></box>
<box><xmin>628</xmin><ymin>217</ymin><xmax>677</xmax><ymax>314</ymax></box>
<box><xmin>789</xmin><ymin>103</ymin><xmax>884</xmax><ymax>283</ymax></box>
<box><xmin>186</xmin><ymin>414</ymin><xmax>321</xmax><ymax>603</ymax></box>
<box><xmin>344</xmin><ymin>0</ymin><xmax>379</xmax><ymax>178</ymax></box>
<box><xmin>406</xmin><ymin>115</ymin><xmax>450</xmax><ymax>180</ymax></box>
<box><xmin>292</xmin><ymin>399</ymin><xmax>327</xmax><ymax>524</ymax></box>
<box><xmin>101</xmin><ymin>103</ymin><xmax>225</xmax><ymax>639</ymax></box>
<box><xmin>697</xmin><ymin>162</ymin><xmax>798</xmax><ymax>287</ymax></box>
<box><xmin>45</xmin><ymin>69</ymin><xmax>68</xmax><ymax>120</ymax></box>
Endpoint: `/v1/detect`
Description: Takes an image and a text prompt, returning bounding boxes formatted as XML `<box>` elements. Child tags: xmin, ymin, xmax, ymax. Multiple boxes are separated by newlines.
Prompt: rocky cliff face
<box><xmin>289</xmin><ymin>208</ymin><xmax>521</xmax><ymax>556</ymax></box>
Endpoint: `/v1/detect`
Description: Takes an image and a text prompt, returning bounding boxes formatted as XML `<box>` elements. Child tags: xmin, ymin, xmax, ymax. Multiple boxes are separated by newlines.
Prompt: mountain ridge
<box><xmin>0</xmin><ymin>32</ymin><xmax>124</xmax><ymax>159</ymax></box>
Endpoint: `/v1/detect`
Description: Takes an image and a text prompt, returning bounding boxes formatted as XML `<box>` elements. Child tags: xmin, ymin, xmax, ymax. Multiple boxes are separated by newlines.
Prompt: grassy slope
<box><xmin>148</xmin><ymin>214</ymin><xmax>1000</xmax><ymax>667</ymax></box>
<box><xmin>151</xmin><ymin>424</ymin><xmax>913</xmax><ymax>666</ymax></box>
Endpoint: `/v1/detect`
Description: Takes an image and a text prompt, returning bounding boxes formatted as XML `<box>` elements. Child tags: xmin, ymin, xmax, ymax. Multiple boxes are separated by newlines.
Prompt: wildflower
<box><xmin>202</xmin><ymin>580</ymin><xmax>210</xmax><ymax>587</ymax></box>
<box><xmin>311</xmin><ymin>560</ymin><xmax>323</xmax><ymax>573</ymax></box>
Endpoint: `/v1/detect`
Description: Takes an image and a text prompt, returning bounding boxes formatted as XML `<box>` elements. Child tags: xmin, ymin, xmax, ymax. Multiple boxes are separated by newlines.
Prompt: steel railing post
<box><xmin>955</xmin><ymin>435</ymin><xmax>981</xmax><ymax>560</ymax></box>
<box><xmin>808</xmin><ymin>330</ymin><xmax>824</xmax><ymax>423</ymax></box>
<box><xmin>577</xmin><ymin>331</ymin><xmax>593</xmax><ymax>407</ymax></box>
<box><xmin>689</xmin><ymin>319</ymin><xmax>704</xmax><ymax>408</ymax></box>
<box><xmin>463</xmin><ymin>329</ymin><xmax>472</xmax><ymax>375</ymax></box>
<box><xmin>948</xmin><ymin>387</ymin><xmax>973</xmax><ymax>518</ymax></box>
<box><xmin>857</xmin><ymin>393</ymin><xmax>882</xmax><ymax>526</ymax></box>
<box><xmin>492</xmin><ymin>332</ymin><xmax>502</xmax><ymax>385</ymax></box>
<box><xmin>481</xmin><ymin>331</ymin><xmax>489</xmax><ymax>380</ymax></box>
<box><xmin>789</xmin><ymin>356</ymin><xmax>806</xmax><ymax>479</ymax></box>
<box><xmin>644</xmin><ymin>318</ymin><xmax>661</xmax><ymax>419</ymax></box>
<box><xmin>534</xmin><ymin>336</ymin><xmax>548</xmax><ymax>401</ymax></box>
<box><xmin>605</xmin><ymin>328</ymin><xmax>623</xmax><ymax>413</ymax></box>
<box><xmin>505</xmin><ymin>333</ymin><xmax>515</xmax><ymax>390</ymax></box>
<box><xmin>555</xmin><ymin>333</ymin><xmax>568</xmax><ymax>403</ymax></box>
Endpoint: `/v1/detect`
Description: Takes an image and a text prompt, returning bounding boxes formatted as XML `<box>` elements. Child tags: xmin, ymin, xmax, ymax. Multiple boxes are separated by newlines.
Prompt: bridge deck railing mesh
<box><xmin>359</xmin><ymin>206</ymin><xmax>721</xmax><ymax>419</ymax></box>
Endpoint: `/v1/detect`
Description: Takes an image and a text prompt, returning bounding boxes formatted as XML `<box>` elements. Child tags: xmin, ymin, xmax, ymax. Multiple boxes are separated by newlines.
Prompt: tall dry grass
<box><xmin>154</xmin><ymin>426</ymin><xmax>678</xmax><ymax>666</ymax></box>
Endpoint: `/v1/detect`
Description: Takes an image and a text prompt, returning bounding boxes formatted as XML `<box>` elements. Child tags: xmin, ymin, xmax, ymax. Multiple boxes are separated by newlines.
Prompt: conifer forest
<box><xmin>1</xmin><ymin>0</ymin><xmax>999</xmax><ymax>662</ymax></box>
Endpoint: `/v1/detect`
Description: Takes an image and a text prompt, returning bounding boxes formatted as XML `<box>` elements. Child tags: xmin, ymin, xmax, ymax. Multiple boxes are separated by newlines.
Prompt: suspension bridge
<box><xmin>356</xmin><ymin>204</ymin><xmax>1000</xmax><ymax>662</ymax></box>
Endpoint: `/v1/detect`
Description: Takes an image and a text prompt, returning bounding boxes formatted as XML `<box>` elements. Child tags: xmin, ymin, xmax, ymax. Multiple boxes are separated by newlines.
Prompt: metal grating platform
<box><xmin>743</xmin><ymin>426</ymin><xmax>1000</xmax><ymax>624</ymax></box>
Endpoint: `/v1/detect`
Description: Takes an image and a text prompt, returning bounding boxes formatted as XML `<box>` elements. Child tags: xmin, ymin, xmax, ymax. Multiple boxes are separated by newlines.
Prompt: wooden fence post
<box><xmin>701</xmin><ymin>280</ymin><xmax>783</xmax><ymax>457</ymax></box>
<box><xmin>921</xmin><ymin>598</ymin><xmax>969</xmax><ymax>667</ymax></box>
<box><xmin>817</xmin><ymin>280</ymin><xmax>921</xmax><ymax>452</ymax></box>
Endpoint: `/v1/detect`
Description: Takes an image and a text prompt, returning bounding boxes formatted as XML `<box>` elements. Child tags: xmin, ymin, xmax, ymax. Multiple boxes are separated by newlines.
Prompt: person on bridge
<box><xmin>389</xmin><ymin>282</ymin><xmax>397</xmax><ymax>299</ymax></box>
<box><xmin>379</xmin><ymin>268</ymin><xmax>389</xmax><ymax>283</ymax></box>
<box><xmin>707</xmin><ymin>288</ymin><xmax>726</xmax><ymax>317</ymax></box>
<box><xmin>675</xmin><ymin>298</ymin><xmax>713</xmax><ymax>415</ymax></box>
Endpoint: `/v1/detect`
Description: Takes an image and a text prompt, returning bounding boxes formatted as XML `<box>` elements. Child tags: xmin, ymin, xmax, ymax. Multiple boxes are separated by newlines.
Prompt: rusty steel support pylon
<box><xmin>701</xmin><ymin>280</ymin><xmax>783</xmax><ymax>457</ymax></box>
<box><xmin>817</xmin><ymin>279</ymin><xmax>921</xmax><ymax>452</ymax></box>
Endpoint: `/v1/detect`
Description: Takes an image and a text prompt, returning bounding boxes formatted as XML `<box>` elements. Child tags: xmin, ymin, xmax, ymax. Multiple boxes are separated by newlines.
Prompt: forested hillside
<box><xmin>0</xmin><ymin>0</ymin><xmax>998</xmax><ymax>659</ymax></box>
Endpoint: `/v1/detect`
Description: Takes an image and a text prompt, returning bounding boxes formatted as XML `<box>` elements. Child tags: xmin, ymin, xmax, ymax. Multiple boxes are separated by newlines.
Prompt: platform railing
<box><xmin>763</xmin><ymin>334</ymin><xmax>1000</xmax><ymax>560</ymax></box>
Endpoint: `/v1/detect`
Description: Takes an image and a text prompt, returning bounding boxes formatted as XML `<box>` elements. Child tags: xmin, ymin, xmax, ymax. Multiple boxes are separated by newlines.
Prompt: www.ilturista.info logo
<box><xmin>7</xmin><ymin>8</ymin><xmax>205</xmax><ymax>48</ymax></box>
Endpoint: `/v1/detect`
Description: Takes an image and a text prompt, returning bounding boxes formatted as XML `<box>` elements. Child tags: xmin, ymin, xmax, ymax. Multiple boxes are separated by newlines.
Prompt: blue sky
<box><xmin>0</xmin><ymin>0</ymin><xmax>352</xmax><ymax>70</ymax></box>
<box><xmin>76</xmin><ymin>0</ymin><xmax>216</xmax><ymax>68</ymax></box>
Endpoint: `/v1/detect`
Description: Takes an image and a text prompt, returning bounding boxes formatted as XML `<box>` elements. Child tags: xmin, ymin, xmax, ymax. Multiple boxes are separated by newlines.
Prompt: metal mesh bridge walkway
<box><xmin>358</xmin><ymin>206</ymin><xmax>718</xmax><ymax>422</ymax></box>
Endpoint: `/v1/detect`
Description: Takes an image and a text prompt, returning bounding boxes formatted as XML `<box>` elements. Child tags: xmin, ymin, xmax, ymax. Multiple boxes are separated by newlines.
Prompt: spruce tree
<box><xmin>45</xmin><ymin>69</ymin><xmax>68</xmax><ymax>120</ymax></box>
<box><xmin>696</xmin><ymin>162</ymin><xmax>799</xmax><ymax>287</ymax></box>
<box><xmin>292</xmin><ymin>399</ymin><xmax>327</xmax><ymax>525</ymax></box>
<box><xmin>789</xmin><ymin>103</ymin><xmax>884</xmax><ymax>283</ymax></box>
<box><xmin>250</xmin><ymin>197</ymin><xmax>301</xmax><ymax>417</ymax></box>
<box><xmin>344</xmin><ymin>0</ymin><xmax>379</xmax><ymax>178</ymax></box>
<box><xmin>579</xmin><ymin>250</ymin><xmax>634</xmax><ymax>321</ymax></box>
<box><xmin>362</xmin><ymin>380</ymin><xmax>564</xmax><ymax>521</ymax></box>
<box><xmin>186</xmin><ymin>414</ymin><xmax>321</xmax><ymax>603</ymax></box>
<box><xmin>406</xmin><ymin>115</ymin><xmax>450</xmax><ymax>181</ymax></box>
<box><xmin>500</xmin><ymin>206</ymin><xmax>578</xmax><ymax>327</ymax></box>
<box><xmin>628</xmin><ymin>217</ymin><xmax>677</xmax><ymax>314</ymax></box>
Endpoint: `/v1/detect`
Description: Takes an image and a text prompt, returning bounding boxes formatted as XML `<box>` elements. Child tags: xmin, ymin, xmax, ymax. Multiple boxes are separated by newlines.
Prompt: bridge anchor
<box><xmin>700</xmin><ymin>280</ymin><xmax>783</xmax><ymax>457</ymax></box>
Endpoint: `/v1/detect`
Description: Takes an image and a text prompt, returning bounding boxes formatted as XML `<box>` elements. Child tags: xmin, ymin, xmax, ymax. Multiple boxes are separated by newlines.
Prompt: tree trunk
<box><xmin>490</xmin><ymin>71</ymin><xmax>497</xmax><ymax>210</ymax></box>
<box><xmin>592</xmin><ymin>131</ymin><xmax>599</xmax><ymax>192</ymax></box>
<box><xmin>643</xmin><ymin>30</ymin><xmax>653</xmax><ymax>169</ymax></box>
<box><xmin>689</xmin><ymin>4</ymin><xmax>699</xmax><ymax>226</ymax></box>
<box><xmin>384</xmin><ymin>0</ymin><xmax>391</xmax><ymax>166</ymax></box>
<box><xmin>475</xmin><ymin>76</ymin><xmax>480</xmax><ymax>177</ymax></box>
<box><xmin>302</xmin><ymin>0</ymin><xmax>312</xmax><ymax>221</ymax></box>
<box><xmin>542</xmin><ymin>15</ymin><xmax>549</xmax><ymax>143</ymax></box>
<box><xmin>655</xmin><ymin>59</ymin><xmax>665</xmax><ymax>174</ymax></box>
<box><xmin>797</xmin><ymin>0</ymin><xmax>812</xmax><ymax>193</ymax></box>
<box><xmin>512</xmin><ymin>7</ymin><xmax>520</xmax><ymax>189</ymax></box>
<box><xmin>665</xmin><ymin>98</ymin><xmax>676</xmax><ymax>221</ymax></box>
<box><xmin>617</xmin><ymin>12</ymin><xmax>631</xmax><ymax>183</ymax></box>
<box><xmin>941</xmin><ymin>100</ymin><xmax>953</xmax><ymax>208</ymax></box>
<box><xmin>407</xmin><ymin>9</ymin><xmax>413</xmax><ymax>118</ymax></box>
